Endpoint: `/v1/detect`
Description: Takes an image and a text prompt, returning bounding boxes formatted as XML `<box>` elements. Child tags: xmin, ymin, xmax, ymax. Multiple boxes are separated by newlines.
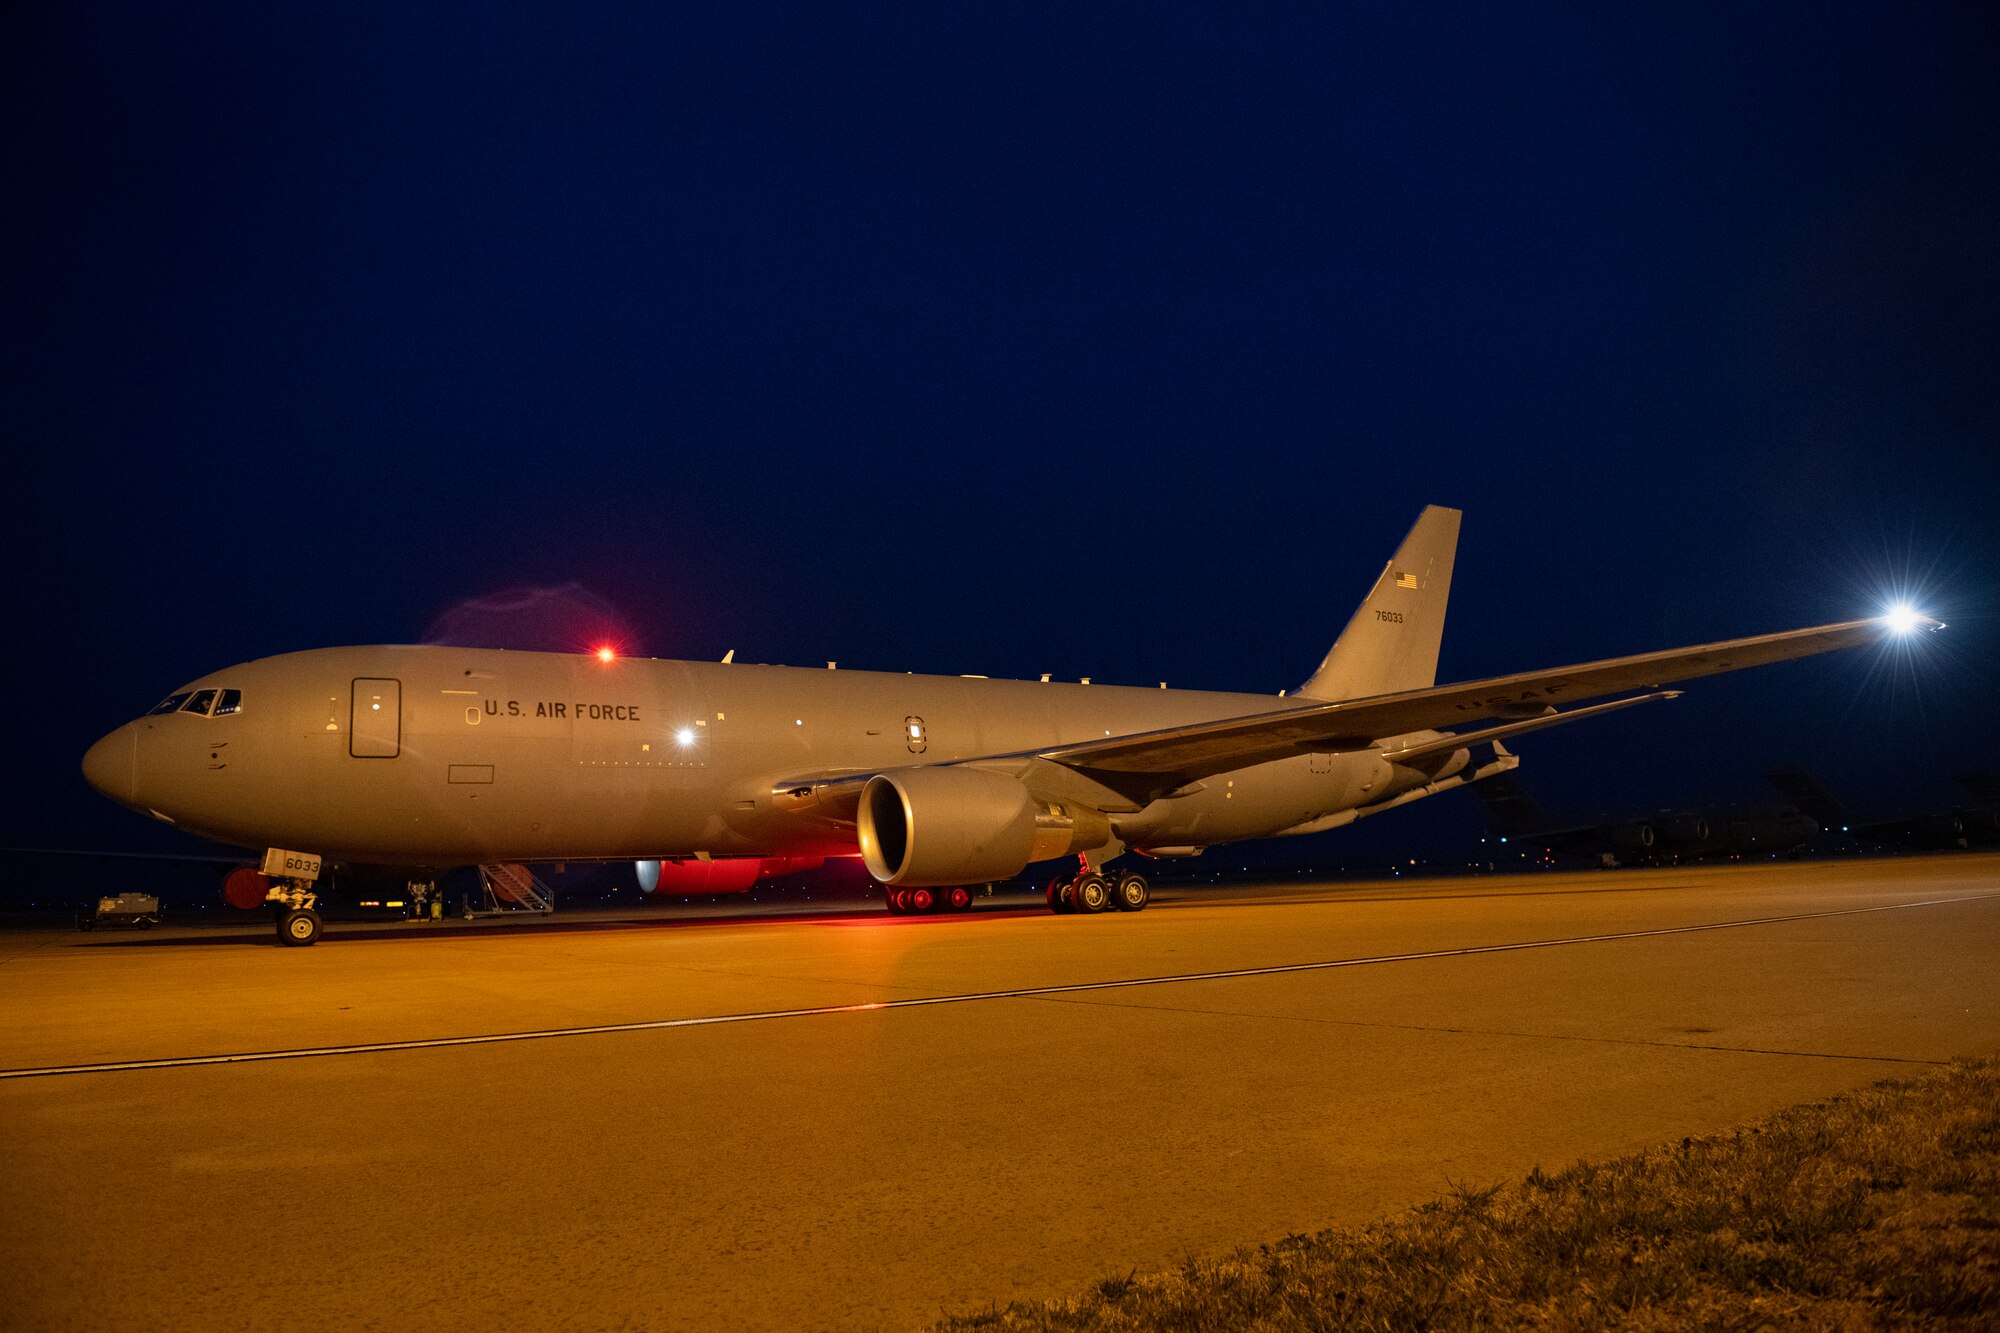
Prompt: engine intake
<box><xmin>858</xmin><ymin>767</ymin><xmax>1040</xmax><ymax>886</ymax></box>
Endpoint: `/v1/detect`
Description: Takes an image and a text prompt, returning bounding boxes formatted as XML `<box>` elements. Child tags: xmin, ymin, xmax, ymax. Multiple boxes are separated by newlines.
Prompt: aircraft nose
<box><xmin>83</xmin><ymin>726</ymin><xmax>138</xmax><ymax>806</ymax></box>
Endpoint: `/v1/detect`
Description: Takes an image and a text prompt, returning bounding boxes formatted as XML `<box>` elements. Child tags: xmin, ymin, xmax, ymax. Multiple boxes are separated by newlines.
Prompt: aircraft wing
<box><xmin>1037</xmin><ymin>616</ymin><xmax>1918</xmax><ymax>796</ymax></box>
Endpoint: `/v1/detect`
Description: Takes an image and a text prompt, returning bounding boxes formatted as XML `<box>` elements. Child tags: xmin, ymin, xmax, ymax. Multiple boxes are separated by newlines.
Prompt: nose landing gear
<box><xmin>266</xmin><ymin>880</ymin><xmax>322</xmax><ymax>947</ymax></box>
<box><xmin>278</xmin><ymin>906</ymin><xmax>322</xmax><ymax>946</ymax></box>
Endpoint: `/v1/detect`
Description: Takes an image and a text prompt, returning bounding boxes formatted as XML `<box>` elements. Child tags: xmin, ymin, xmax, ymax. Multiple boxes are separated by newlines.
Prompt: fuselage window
<box><xmin>148</xmin><ymin>693</ymin><xmax>192</xmax><ymax>716</ymax></box>
<box><xmin>213</xmin><ymin>689</ymin><xmax>243</xmax><ymax>716</ymax></box>
<box><xmin>180</xmin><ymin>689</ymin><xmax>219</xmax><ymax>716</ymax></box>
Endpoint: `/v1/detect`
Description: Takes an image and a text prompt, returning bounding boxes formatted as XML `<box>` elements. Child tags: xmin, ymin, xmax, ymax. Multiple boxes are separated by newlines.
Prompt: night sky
<box><xmin>5</xmin><ymin>5</ymin><xmax>1996</xmax><ymax>863</ymax></box>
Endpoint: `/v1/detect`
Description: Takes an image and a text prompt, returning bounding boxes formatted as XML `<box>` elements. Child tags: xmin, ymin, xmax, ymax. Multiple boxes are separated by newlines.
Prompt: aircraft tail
<box><xmin>1469</xmin><ymin>771</ymin><xmax>1553</xmax><ymax>837</ymax></box>
<box><xmin>1763</xmin><ymin>767</ymin><xmax>1847</xmax><ymax>827</ymax></box>
<box><xmin>1956</xmin><ymin>769</ymin><xmax>2000</xmax><ymax>809</ymax></box>
<box><xmin>1295</xmin><ymin>505</ymin><xmax>1460</xmax><ymax>702</ymax></box>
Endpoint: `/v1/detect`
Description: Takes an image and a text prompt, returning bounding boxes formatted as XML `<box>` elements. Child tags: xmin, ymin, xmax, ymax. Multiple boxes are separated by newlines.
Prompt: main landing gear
<box><xmin>883</xmin><ymin>884</ymin><xmax>978</xmax><ymax>916</ymax></box>
<box><xmin>1047</xmin><ymin>868</ymin><xmax>1149</xmax><ymax>915</ymax></box>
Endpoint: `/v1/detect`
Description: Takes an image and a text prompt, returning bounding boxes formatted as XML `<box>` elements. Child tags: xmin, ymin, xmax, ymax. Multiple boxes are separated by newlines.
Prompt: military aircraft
<box><xmin>1763</xmin><ymin>767</ymin><xmax>1999</xmax><ymax>852</ymax></box>
<box><xmin>1472</xmin><ymin>768</ymin><xmax>1820</xmax><ymax>867</ymax></box>
<box><xmin>82</xmin><ymin>506</ymin><xmax>1934</xmax><ymax>945</ymax></box>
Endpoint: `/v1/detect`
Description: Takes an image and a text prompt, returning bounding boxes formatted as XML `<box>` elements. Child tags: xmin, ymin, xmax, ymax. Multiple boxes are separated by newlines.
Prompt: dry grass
<box><xmin>938</xmin><ymin>1059</ymin><xmax>2000</xmax><ymax>1331</ymax></box>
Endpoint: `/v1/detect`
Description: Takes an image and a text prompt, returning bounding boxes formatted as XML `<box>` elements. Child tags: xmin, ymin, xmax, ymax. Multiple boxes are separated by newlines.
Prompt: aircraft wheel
<box><xmin>883</xmin><ymin>889</ymin><xmax>905</xmax><ymax>916</ymax></box>
<box><xmin>278</xmin><ymin>908</ymin><xmax>322</xmax><ymax>947</ymax></box>
<box><xmin>1111</xmin><ymin>872</ymin><xmax>1150</xmax><ymax>912</ymax></box>
<box><xmin>1046</xmin><ymin>879</ymin><xmax>1075</xmax><ymax>914</ymax></box>
<box><xmin>946</xmin><ymin>886</ymin><xmax>973</xmax><ymax>912</ymax></box>
<box><xmin>909</xmin><ymin>886</ymin><xmax>936</xmax><ymax>914</ymax></box>
<box><xmin>1072</xmin><ymin>873</ymin><xmax>1111</xmax><ymax>914</ymax></box>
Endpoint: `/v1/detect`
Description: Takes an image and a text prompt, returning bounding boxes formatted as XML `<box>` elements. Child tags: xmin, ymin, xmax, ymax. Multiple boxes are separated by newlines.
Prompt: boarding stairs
<box><xmin>471</xmin><ymin>863</ymin><xmax>557</xmax><ymax>916</ymax></box>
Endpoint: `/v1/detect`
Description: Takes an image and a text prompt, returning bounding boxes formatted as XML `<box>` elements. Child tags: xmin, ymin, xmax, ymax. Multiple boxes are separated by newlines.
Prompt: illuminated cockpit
<box><xmin>146</xmin><ymin>688</ymin><xmax>243</xmax><ymax>718</ymax></box>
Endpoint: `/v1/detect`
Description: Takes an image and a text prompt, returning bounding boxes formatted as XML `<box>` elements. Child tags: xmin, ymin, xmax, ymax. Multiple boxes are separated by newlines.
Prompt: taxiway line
<box><xmin>4</xmin><ymin>890</ymin><xmax>1988</xmax><ymax>1081</ymax></box>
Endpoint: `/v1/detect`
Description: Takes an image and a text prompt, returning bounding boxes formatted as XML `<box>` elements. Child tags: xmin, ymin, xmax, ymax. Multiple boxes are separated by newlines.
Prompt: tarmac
<box><xmin>3</xmin><ymin>854</ymin><xmax>1997</xmax><ymax>1330</ymax></box>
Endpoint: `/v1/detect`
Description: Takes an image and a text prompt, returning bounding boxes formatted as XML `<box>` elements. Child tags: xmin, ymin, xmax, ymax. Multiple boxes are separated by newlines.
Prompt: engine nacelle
<box><xmin>1906</xmin><ymin>814</ymin><xmax>1966</xmax><ymax>847</ymax></box>
<box><xmin>1653</xmin><ymin>816</ymin><xmax>1711</xmax><ymax>846</ymax></box>
<box><xmin>858</xmin><ymin>767</ymin><xmax>1040</xmax><ymax>886</ymax></box>
<box><xmin>1604</xmin><ymin>822</ymin><xmax>1656</xmax><ymax>852</ymax></box>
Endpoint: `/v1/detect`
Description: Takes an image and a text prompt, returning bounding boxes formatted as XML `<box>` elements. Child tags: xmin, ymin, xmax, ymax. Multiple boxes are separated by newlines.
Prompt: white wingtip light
<box><xmin>1883</xmin><ymin>603</ymin><xmax>1925</xmax><ymax>635</ymax></box>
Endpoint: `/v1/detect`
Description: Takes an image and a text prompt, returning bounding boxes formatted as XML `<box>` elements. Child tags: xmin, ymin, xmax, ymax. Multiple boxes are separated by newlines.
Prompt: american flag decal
<box><xmin>1394</xmin><ymin>571</ymin><xmax>1419</xmax><ymax>589</ymax></box>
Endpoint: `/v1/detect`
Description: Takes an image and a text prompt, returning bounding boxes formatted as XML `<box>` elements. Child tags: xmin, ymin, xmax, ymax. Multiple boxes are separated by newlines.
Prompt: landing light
<box><xmin>1883</xmin><ymin>603</ymin><xmax>1924</xmax><ymax>635</ymax></box>
<box><xmin>594</xmin><ymin>645</ymin><xmax>617</xmax><ymax>663</ymax></box>
<box><xmin>675</xmin><ymin>727</ymin><xmax>696</xmax><ymax>748</ymax></box>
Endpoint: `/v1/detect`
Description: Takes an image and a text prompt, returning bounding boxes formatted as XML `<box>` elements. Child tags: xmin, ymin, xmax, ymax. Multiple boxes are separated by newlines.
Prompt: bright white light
<box><xmin>1884</xmin><ymin>603</ymin><xmax>1923</xmax><ymax>634</ymax></box>
<box><xmin>674</xmin><ymin>727</ymin><xmax>696</xmax><ymax>748</ymax></box>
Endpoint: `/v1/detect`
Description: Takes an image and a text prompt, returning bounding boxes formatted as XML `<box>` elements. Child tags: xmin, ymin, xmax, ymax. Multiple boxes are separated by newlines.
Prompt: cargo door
<box><xmin>350</xmin><ymin>678</ymin><xmax>402</xmax><ymax>757</ymax></box>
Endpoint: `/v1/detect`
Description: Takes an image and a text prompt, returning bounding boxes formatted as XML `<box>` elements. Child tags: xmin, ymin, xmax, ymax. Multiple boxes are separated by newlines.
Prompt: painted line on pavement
<box><xmin>4</xmin><ymin>891</ymin><xmax>1992</xmax><ymax>1080</ymax></box>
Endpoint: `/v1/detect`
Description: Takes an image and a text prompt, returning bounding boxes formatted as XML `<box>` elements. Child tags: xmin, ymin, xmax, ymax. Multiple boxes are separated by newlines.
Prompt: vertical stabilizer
<box><xmin>1469</xmin><ymin>771</ymin><xmax>1553</xmax><ymax>837</ymax></box>
<box><xmin>1763</xmin><ymin>768</ymin><xmax>1847</xmax><ymax>827</ymax></box>
<box><xmin>1296</xmin><ymin>505</ymin><xmax>1460</xmax><ymax>701</ymax></box>
<box><xmin>1957</xmin><ymin>770</ymin><xmax>2000</xmax><ymax>808</ymax></box>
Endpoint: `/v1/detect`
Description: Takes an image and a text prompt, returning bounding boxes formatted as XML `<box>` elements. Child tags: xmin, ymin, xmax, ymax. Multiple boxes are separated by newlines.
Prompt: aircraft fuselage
<box><xmin>83</xmin><ymin>645</ymin><xmax>1442</xmax><ymax>867</ymax></box>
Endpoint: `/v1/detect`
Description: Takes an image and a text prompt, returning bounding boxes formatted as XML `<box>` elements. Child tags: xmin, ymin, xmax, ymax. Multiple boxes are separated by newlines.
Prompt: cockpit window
<box><xmin>148</xmin><ymin>693</ymin><xmax>192</xmax><ymax>716</ymax></box>
<box><xmin>213</xmin><ymin>689</ymin><xmax>243</xmax><ymax>716</ymax></box>
<box><xmin>180</xmin><ymin>689</ymin><xmax>219</xmax><ymax>716</ymax></box>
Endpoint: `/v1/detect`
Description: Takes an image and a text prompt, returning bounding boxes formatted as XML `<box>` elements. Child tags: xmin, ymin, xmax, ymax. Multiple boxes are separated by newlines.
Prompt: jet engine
<box><xmin>1652</xmin><ymin>816</ymin><xmax>1711</xmax><ymax>846</ymax></box>
<box><xmin>1909</xmin><ymin>814</ymin><xmax>1965</xmax><ymax>847</ymax></box>
<box><xmin>858</xmin><ymin>767</ymin><xmax>1045</xmax><ymax>886</ymax></box>
<box><xmin>1605</xmin><ymin>822</ymin><xmax>1656</xmax><ymax>852</ymax></box>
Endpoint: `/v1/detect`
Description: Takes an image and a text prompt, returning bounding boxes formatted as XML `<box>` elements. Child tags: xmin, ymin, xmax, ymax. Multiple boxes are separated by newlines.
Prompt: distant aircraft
<box><xmin>1764</xmin><ymin>768</ymin><xmax>1998</xmax><ymax>852</ymax></box>
<box><xmin>1472</xmin><ymin>767</ymin><xmax>1819</xmax><ymax>868</ymax></box>
<box><xmin>82</xmin><ymin>505</ymin><xmax>1933</xmax><ymax>945</ymax></box>
<box><xmin>1955</xmin><ymin>770</ymin><xmax>2000</xmax><ymax>834</ymax></box>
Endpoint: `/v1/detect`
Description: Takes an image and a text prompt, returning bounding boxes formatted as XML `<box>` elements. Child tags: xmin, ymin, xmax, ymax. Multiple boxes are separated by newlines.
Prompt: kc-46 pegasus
<box><xmin>83</xmin><ymin>507</ymin><xmax>1936</xmax><ymax>945</ymax></box>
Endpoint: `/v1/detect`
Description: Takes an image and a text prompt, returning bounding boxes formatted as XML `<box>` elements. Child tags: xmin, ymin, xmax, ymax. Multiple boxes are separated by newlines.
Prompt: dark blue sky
<box><xmin>5</xmin><ymin>4</ymin><xmax>1995</xmax><ymax>856</ymax></box>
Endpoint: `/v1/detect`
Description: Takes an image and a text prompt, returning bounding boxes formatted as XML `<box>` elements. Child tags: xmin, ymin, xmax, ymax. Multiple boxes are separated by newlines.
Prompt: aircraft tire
<box><xmin>946</xmin><ymin>886</ymin><xmax>973</xmax><ymax>912</ymax></box>
<box><xmin>1072</xmin><ymin>873</ymin><xmax>1111</xmax><ymax>914</ymax></box>
<box><xmin>1111</xmin><ymin>872</ymin><xmax>1150</xmax><ymax>912</ymax></box>
<box><xmin>278</xmin><ymin>908</ymin><xmax>322</xmax><ymax>947</ymax></box>
<box><xmin>1046</xmin><ymin>879</ymin><xmax>1075</xmax><ymax>914</ymax></box>
<box><xmin>909</xmin><ymin>887</ymin><xmax>936</xmax><ymax>913</ymax></box>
